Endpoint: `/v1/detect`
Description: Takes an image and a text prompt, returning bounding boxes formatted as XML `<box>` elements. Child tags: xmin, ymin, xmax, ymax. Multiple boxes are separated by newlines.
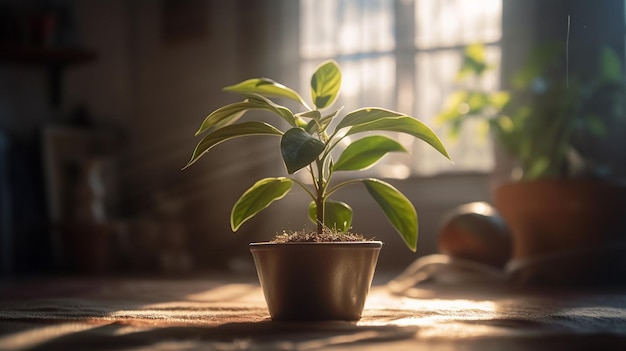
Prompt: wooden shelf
<box><xmin>0</xmin><ymin>45</ymin><xmax>96</xmax><ymax>66</ymax></box>
<box><xmin>0</xmin><ymin>45</ymin><xmax>97</xmax><ymax>106</ymax></box>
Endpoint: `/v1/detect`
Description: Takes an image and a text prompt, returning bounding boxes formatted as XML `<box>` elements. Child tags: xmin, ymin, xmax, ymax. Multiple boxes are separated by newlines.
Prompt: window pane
<box><xmin>298</xmin><ymin>0</ymin><xmax>502</xmax><ymax>177</ymax></box>
<box><xmin>300</xmin><ymin>0</ymin><xmax>395</xmax><ymax>58</ymax></box>
<box><xmin>415</xmin><ymin>0</ymin><xmax>502</xmax><ymax>49</ymax></box>
<box><xmin>411</xmin><ymin>47</ymin><xmax>501</xmax><ymax>175</ymax></box>
<box><xmin>300</xmin><ymin>55</ymin><xmax>396</xmax><ymax>112</ymax></box>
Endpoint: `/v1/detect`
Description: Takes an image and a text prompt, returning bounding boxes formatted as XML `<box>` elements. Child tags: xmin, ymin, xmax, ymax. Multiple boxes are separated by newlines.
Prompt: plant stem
<box><xmin>315</xmin><ymin>158</ymin><xmax>325</xmax><ymax>235</ymax></box>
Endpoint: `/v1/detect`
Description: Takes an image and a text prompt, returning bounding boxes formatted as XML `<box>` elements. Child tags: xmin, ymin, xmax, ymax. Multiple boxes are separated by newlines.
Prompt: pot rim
<box><xmin>249</xmin><ymin>241</ymin><xmax>383</xmax><ymax>249</ymax></box>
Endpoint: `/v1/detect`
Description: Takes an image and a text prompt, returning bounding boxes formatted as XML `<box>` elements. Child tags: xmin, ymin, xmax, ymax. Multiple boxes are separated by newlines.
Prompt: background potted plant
<box><xmin>184</xmin><ymin>60</ymin><xmax>451</xmax><ymax>320</ymax></box>
<box><xmin>437</xmin><ymin>44</ymin><xmax>626</xmax><ymax>284</ymax></box>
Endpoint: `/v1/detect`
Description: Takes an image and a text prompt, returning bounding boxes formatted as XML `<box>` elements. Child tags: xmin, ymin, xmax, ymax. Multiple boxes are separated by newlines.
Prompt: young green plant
<box><xmin>184</xmin><ymin>60</ymin><xmax>451</xmax><ymax>251</ymax></box>
<box><xmin>436</xmin><ymin>44</ymin><xmax>626</xmax><ymax>180</ymax></box>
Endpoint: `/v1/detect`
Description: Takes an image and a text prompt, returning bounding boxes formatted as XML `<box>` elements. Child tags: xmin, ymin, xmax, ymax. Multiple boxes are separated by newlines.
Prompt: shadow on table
<box><xmin>23</xmin><ymin>320</ymin><xmax>419</xmax><ymax>351</ymax></box>
<box><xmin>21</xmin><ymin>320</ymin><xmax>626</xmax><ymax>351</ymax></box>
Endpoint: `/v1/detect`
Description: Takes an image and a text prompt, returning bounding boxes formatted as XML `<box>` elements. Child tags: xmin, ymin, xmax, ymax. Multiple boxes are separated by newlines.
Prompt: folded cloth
<box><xmin>506</xmin><ymin>242</ymin><xmax>626</xmax><ymax>286</ymax></box>
<box><xmin>387</xmin><ymin>254</ymin><xmax>508</xmax><ymax>295</ymax></box>
<box><xmin>389</xmin><ymin>242</ymin><xmax>626</xmax><ymax>294</ymax></box>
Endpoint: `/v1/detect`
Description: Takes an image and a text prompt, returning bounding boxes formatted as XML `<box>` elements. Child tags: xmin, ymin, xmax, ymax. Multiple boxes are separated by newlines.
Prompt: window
<box><xmin>299</xmin><ymin>0</ymin><xmax>502</xmax><ymax>177</ymax></box>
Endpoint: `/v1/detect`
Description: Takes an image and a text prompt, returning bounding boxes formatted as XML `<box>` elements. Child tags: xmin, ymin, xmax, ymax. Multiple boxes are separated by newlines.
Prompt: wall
<box><xmin>1</xmin><ymin>0</ymin><xmax>494</xmax><ymax>276</ymax></box>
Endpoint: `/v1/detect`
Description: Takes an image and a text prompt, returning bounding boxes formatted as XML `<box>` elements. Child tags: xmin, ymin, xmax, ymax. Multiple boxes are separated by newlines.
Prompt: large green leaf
<box><xmin>245</xmin><ymin>94</ymin><xmax>298</xmax><ymax>126</ymax></box>
<box><xmin>231</xmin><ymin>177</ymin><xmax>293</xmax><ymax>231</ymax></box>
<box><xmin>335</xmin><ymin>107</ymin><xmax>404</xmax><ymax>131</ymax></box>
<box><xmin>223</xmin><ymin>78</ymin><xmax>308</xmax><ymax>107</ymax></box>
<box><xmin>195</xmin><ymin>98</ymin><xmax>295</xmax><ymax>135</ymax></box>
<box><xmin>346</xmin><ymin>116</ymin><xmax>451</xmax><ymax>161</ymax></box>
<box><xmin>362</xmin><ymin>179</ymin><xmax>417</xmax><ymax>252</ymax></box>
<box><xmin>311</xmin><ymin>60</ymin><xmax>342</xmax><ymax>109</ymax></box>
<box><xmin>308</xmin><ymin>200</ymin><xmax>353</xmax><ymax>232</ymax></box>
<box><xmin>195</xmin><ymin>101</ymin><xmax>249</xmax><ymax>135</ymax></box>
<box><xmin>280</xmin><ymin>128</ymin><xmax>325</xmax><ymax>174</ymax></box>
<box><xmin>184</xmin><ymin>121</ymin><xmax>282</xmax><ymax>169</ymax></box>
<box><xmin>333</xmin><ymin>136</ymin><xmax>406</xmax><ymax>171</ymax></box>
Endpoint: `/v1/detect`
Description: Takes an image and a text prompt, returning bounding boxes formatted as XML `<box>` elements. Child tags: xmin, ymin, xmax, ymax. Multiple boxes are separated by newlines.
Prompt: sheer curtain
<box><xmin>298</xmin><ymin>0</ymin><xmax>502</xmax><ymax>177</ymax></box>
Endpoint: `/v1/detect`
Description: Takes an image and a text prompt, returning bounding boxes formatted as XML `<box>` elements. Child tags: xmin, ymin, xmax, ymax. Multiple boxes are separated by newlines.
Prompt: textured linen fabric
<box><xmin>1</xmin><ymin>274</ymin><xmax>626</xmax><ymax>350</ymax></box>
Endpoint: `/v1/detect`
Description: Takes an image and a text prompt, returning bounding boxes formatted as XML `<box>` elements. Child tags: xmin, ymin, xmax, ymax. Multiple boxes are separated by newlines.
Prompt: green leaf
<box><xmin>524</xmin><ymin>157</ymin><xmax>551</xmax><ymax>180</ymax></box>
<box><xmin>599</xmin><ymin>47</ymin><xmax>624</xmax><ymax>82</ymax></box>
<box><xmin>231</xmin><ymin>177</ymin><xmax>293</xmax><ymax>231</ymax></box>
<box><xmin>434</xmin><ymin>91</ymin><xmax>470</xmax><ymax>126</ymax></box>
<box><xmin>346</xmin><ymin>116</ymin><xmax>451</xmax><ymax>161</ymax></box>
<box><xmin>362</xmin><ymin>179</ymin><xmax>417</xmax><ymax>252</ymax></box>
<box><xmin>512</xmin><ymin>44</ymin><xmax>564</xmax><ymax>89</ymax></box>
<box><xmin>308</xmin><ymin>200</ymin><xmax>353</xmax><ymax>232</ymax></box>
<box><xmin>489</xmin><ymin>91</ymin><xmax>511</xmax><ymax>110</ymax></box>
<box><xmin>311</xmin><ymin>60</ymin><xmax>342</xmax><ymax>109</ymax></box>
<box><xmin>333</xmin><ymin>136</ymin><xmax>406</xmax><ymax>171</ymax></box>
<box><xmin>246</xmin><ymin>94</ymin><xmax>298</xmax><ymax>127</ymax></box>
<box><xmin>224</xmin><ymin>78</ymin><xmax>308</xmax><ymax>107</ymax></box>
<box><xmin>297</xmin><ymin>110</ymin><xmax>322</xmax><ymax>121</ymax></box>
<box><xmin>584</xmin><ymin>116</ymin><xmax>607</xmax><ymax>136</ymax></box>
<box><xmin>458</xmin><ymin>43</ymin><xmax>488</xmax><ymax>79</ymax></box>
<box><xmin>280</xmin><ymin>128</ymin><xmax>325</xmax><ymax>174</ymax></box>
<box><xmin>466</xmin><ymin>91</ymin><xmax>490</xmax><ymax>113</ymax></box>
<box><xmin>184</xmin><ymin>121</ymin><xmax>282</xmax><ymax>169</ymax></box>
<box><xmin>195</xmin><ymin>97</ymin><xmax>295</xmax><ymax>135</ymax></box>
<box><xmin>195</xmin><ymin>101</ymin><xmax>253</xmax><ymax>135</ymax></box>
<box><xmin>335</xmin><ymin>107</ymin><xmax>404</xmax><ymax>131</ymax></box>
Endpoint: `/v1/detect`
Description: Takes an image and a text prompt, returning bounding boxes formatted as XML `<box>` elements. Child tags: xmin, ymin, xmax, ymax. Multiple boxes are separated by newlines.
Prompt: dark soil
<box><xmin>270</xmin><ymin>228</ymin><xmax>371</xmax><ymax>243</ymax></box>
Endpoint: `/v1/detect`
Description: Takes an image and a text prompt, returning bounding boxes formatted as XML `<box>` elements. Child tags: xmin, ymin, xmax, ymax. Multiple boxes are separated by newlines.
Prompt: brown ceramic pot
<box><xmin>249</xmin><ymin>241</ymin><xmax>382</xmax><ymax>321</ymax></box>
<box><xmin>494</xmin><ymin>179</ymin><xmax>626</xmax><ymax>260</ymax></box>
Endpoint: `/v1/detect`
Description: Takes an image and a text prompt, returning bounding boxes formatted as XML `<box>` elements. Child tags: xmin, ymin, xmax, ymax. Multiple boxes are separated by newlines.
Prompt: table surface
<box><xmin>1</xmin><ymin>271</ymin><xmax>626</xmax><ymax>351</ymax></box>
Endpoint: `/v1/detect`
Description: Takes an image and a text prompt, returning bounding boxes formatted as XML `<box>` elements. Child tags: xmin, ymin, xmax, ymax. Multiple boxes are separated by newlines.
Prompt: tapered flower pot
<box><xmin>249</xmin><ymin>241</ymin><xmax>383</xmax><ymax>321</ymax></box>
<box><xmin>495</xmin><ymin>179</ymin><xmax>626</xmax><ymax>260</ymax></box>
<box><xmin>494</xmin><ymin>179</ymin><xmax>626</xmax><ymax>284</ymax></box>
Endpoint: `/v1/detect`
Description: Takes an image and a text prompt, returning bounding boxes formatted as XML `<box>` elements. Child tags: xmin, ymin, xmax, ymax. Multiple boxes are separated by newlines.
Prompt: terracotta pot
<box><xmin>494</xmin><ymin>179</ymin><xmax>626</xmax><ymax>261</ymax></box>
<box><xmin>249</xmin><ymin>241</ymin><xmax>382</xmax><ymax>321</ymax></box>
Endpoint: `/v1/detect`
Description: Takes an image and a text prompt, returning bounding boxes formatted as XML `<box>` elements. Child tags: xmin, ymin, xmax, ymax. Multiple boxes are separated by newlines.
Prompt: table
<box><xmin>1</xmin><ymin>271</ymin><xmax>626</xmax><ymax>350</ymax></box>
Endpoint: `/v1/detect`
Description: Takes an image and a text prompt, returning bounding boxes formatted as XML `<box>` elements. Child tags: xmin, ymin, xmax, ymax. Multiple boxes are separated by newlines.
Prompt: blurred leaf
<box><xmin>496</xmin><ymin>115</ymin><xmax>515</xmax><ymax>133</ymax></box>
<box><xmin>584</xmin><ymin>116</ymin><xmax>607</xmax><ymax>136</ymax></box>
<box><xmin>434</xmin><ymin>92</ymin><xmax>470</xmax><ymax>129</ymax></box>
<box><xmin>231</xmin><ymin>178</ymin><xmax>293</xmax><ymax>231</ymax></box>
<box><xmin>489</xmin><ymin>91</ymin><xmax>511</xmax><ymax>109</ymax></box>
<box><xmin>524</xmin><ymin>157</ymin><xmax>551</xmax><ymax>180</ymax></box>
<box><xmin>467</xmin><ymin>92</ymin><xmax>490</xmax><ymax>113</ymax></box>
<box><xmin>599</xmin><ymin>47</ymin><xmax>624</xmax><ymax>82</ymax></box>
<box><xmin>512</xmin><ymin>44</ymin><xmax>563</xmax><ymax>89</ymax></box>
<box><xmin>458</xmin><ymin>43</ymin><xmax>488</xmax><ymax>79</ymax></box>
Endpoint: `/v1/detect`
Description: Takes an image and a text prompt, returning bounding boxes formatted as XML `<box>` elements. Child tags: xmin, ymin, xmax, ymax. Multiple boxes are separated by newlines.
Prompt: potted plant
<box><xmin>184</xmin><ymin>60</ymin><xmax>451</xmax><ymax>320</ymax></box>
<box><xmin>436</xmin><ymin>44</ymin><xmax>626</xmax><ymax>284</ymax></box>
